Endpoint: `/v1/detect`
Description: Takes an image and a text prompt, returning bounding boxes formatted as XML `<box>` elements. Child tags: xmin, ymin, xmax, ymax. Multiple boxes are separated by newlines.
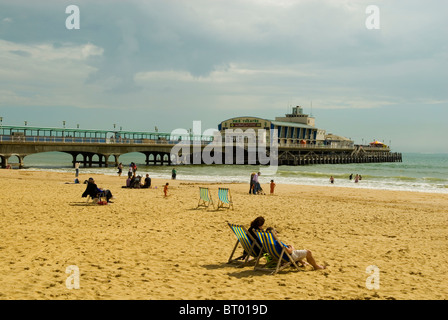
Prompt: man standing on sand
<box><xmin>172</xmin><ymin>168</ymin><xmax>177</xmax><ymax>180</ymax></box>
<box><xmin>253</xmin><ymin>172</ymin><xmax>261</xmax><ymax>194</ymax></box>
<box><xmin>75</xmin><ymin>162</ymin><xmax>80</xmax><ymax>177</ymax></box>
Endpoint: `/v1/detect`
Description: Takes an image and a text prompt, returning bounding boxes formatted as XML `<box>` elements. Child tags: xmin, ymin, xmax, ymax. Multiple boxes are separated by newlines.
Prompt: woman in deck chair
<box><xmin>266</xmin><ymin>227</ymin><xmax>326</xmax><ymax>270</ymax></box>
<box><xmin>82</xmin><ymin>177</ymin><xmax>114</xmax><ymax>203</ymax></box>
<box><xmin>240</xmin><ymin>216</ymin><xmax>265</xmax><ymax>260</ymax></box>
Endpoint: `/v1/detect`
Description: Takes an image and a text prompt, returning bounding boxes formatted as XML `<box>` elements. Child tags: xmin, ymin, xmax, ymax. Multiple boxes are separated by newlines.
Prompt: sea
<box><xmin>17</xmin><ymin>152</ymin><xmax>448</xmax><ymax>194</ymax></box>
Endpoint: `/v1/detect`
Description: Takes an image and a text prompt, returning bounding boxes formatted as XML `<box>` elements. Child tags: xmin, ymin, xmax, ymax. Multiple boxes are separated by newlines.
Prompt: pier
<box><xmin>0</xmin><ymin>125</ymin><xmax>402</xmax><ymax>168</ymax></box>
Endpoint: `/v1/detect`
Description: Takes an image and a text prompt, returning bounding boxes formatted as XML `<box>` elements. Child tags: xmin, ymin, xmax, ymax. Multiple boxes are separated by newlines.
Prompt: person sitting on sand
<box><xmin>266</xmin><ymin>227</ymin><xmax>325</xmax><ymax>270</ymax></box>
<box><xmin>129</xmin><ymin>174</ymin><xmax>136</xmax><ymax>187</ymax></box>
<box><xmin>141</xmin><ymin>174</ymin><xmax>151</xmax><ymax>189</ymax></box>
<box><xmin>82</xmin><ymin>177</ymin><xmax>113</xmax><ymax>203</ymax></box>
<box><xmin>125</xmin><ymin>176</ymin><xmax>131</xmax><ymax>188</ymax></box>
<box><xmin>132</xmin><ymin>175</ymin><xmax>142</xmax><ymax>188</ymax></box>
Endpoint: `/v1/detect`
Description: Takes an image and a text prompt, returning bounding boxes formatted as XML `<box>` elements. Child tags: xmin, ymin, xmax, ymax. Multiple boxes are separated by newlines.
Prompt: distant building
<box><xmin>218</xmin><ymin>106</ymin><xmax>353</xmax><ymax>148</ymax></box>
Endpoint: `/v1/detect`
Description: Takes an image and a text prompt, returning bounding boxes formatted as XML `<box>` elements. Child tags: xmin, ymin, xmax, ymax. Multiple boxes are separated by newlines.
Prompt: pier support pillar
<box><xmin>0</xmin><ymin>155</ymin><xmax>8</xmax><ymax>168</ymax></box>
<box><xmin>18</xmin><ymin>155</ymin><xmax>25</xmax><ymax>169</ymax></box>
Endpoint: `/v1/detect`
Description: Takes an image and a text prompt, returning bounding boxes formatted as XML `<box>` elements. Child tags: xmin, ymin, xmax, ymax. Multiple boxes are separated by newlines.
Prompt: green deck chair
<box><xmin>197</xmin><ymin>187</ymin><xmax>215</xmax><ymax>209</ymax></box>
<box><xmin>227</xmin><ymin>223</ymin><xmax>263</xmax><ymax>266</ymax></box>
<box><xmin>253</xmin><ymin>229</ymin><xmax>301</xmax><ymax>275</ymax></box>
<box><xmin>217</xmin><ymin>188</ymin><xmax>234</xmax><ymax>210</ymax></box>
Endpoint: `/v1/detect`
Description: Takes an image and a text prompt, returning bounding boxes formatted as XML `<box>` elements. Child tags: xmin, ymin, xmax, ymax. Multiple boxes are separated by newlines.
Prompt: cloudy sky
<box><xmin>0</xmin><ymin>0</ymin><xmax>446</xmax><ymax>153</ymax></box>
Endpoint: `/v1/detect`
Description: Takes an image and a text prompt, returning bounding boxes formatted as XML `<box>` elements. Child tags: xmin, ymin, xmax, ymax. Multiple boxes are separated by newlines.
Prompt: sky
<box><xmin>0</xmin><ymin>0</ymin><xmax>447</xmax><ymax>153</ymax></box>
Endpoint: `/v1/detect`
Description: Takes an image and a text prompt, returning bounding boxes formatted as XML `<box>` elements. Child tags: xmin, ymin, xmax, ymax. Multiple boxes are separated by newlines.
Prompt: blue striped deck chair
<box><xmin>197</xmin><ymin>187</ymin><xmax>215</xmax><ymax>209</ymax></box>
<box><xmin>253</xmin><ymin>229</ymin><xmax>301</xmax><ymax>274</ymax></box>
<box><xmin>217</xmin><ymin>188</ymin><xmax>234</xmax><ymax>210</ymax></box>
<box><xmin>227</xmin><ymin>223</ymin><xmax>263</xmax><ymax>266</ymax></box>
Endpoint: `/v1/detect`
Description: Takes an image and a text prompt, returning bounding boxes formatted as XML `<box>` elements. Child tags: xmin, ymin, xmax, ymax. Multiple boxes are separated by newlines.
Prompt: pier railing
<box><xmin>1</xmin><ymin>134</ymin><xmax>391</xmax><ymax>151</ymax></box>
<box><xmin>0</xmin><ymin>135</ymin><xmax>212</xmax><ymax>145</ymax></box>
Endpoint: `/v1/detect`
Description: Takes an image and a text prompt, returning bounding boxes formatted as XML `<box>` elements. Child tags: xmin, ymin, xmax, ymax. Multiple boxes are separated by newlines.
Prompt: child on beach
<box><xmin>270</xmin><ymin>180</ymin><xmax>276</xmax><ymax>194</ymax></box>
<box><xmin>164</xmin><ymin>183</ymin><xmax>169</xmax><ymax>197</ymax></box>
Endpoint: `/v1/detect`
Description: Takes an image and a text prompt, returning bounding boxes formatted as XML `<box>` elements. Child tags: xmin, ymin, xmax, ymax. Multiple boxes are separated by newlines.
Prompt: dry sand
<box><xmin>0</xmin><ymin>169</ymin><xmax>447</xmax><ymax>300</ymax></box>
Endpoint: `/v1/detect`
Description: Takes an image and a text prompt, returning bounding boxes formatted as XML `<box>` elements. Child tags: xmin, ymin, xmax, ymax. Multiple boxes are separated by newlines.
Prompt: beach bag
<box><xmin>97</xmin><ymin>200</ymin><xmax>108</xmax><ymax>205</ymax></box>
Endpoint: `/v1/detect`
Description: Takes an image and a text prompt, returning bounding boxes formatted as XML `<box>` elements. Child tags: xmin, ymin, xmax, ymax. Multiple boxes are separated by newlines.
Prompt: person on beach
<box><xmin>82</xmin><ymin>177</ymin><xmax>113</xmax><ymax>203</ymax></box>
<box><xmin>124</xmin><ymin>176</ymin><xmax>131</xmax><ymax>188</ymax></box>
<box><xmin>128</xmin><ymin>167</ymin><xmax>133</xmax><ymax>179</ymax></box>
<box><xmin>172</xmin><ymin>168</ymin><xmax>177</xmax><ymax>180</ymax></box>
<box><xmin>164</xmin><ymin>183</ymin><xmax>169</xmax><ymax>197</ymax></box>
<box><xmin>75</xmin><ymin>162</ymin><xmax>80</xmax><ymax>177</ymax></box>
<box><xmin>253</xmin><ymin>172</ymin><xmax>261</xmax><ymax>194</ymax></box>
<box><xmin>270</xmin><ymin>180</ymin><xmax>276</xmax><ymax>194</ymax></box>
<box><xmin>249</xmin><ymin>172</ymin><xmax>256</xmax><ymax>194</ymax></box>
<box><xmin>354</xmin><ymin>174</ymin><xmax>359</xmax><ymax>183</ymax></box>
<box><xmin>117</xmin><ymin>163</ymin><xmax>123</xmax><ymax>177</ymax></box>
<box><xmin>133</xmin><ymin>175</ymin><xmax>142</xmax><ymax>188</ymax></box>
<box><xmin>241</xmin><ymin>216</ymin><xmax>265</xmax><ymax>260</ymax></box>
<box><xmin>349</xmin><ymin>173</ymin><xmax>353</xmax><ymax>180</ymax></box>
<box><xmin>142</xmin><ymin>174</ymin><xmax>151</xmax><ymax>188</ymax></box>
<box><xmin>330</xmin><ymin>176</ymin><xmax>334</xmax><ymax>184</ymax></box>
<box><xmin>266</xmin><ymin>227</ymin><xmax>325</xmax><ymax>270</ymax></box>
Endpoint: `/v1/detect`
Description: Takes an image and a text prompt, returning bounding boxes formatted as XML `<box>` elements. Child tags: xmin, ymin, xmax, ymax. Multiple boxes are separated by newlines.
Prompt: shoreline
<box><xmin>1</xmin><ymin>169</ymin><xmax>448</xmax><ymax>300</ymax></box>
<box><xmin>15</xmin><ymin>165</ymin><xmax>448</xmax><ymax>195</ymax></box>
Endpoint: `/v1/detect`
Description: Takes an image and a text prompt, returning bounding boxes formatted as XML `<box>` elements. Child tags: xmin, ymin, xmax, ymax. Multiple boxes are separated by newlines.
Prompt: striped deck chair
<box><xmin>217</xmin><ymin>188</ymin><xmax>234</xmax><ymax>210</ymax></box>
<box><xmin>227</xmin><ymin>223</ymin><xmax>263</xmax><ymax>266</ymax></box>
<box><xmin>197</xmin><ymin>187</ymin><xmax>215</xmax><ymax>209</ymax></box>
<box><xmin>253</xmin><ymin>229</ymin><xmax>301</xmax><ymax>274</ymax></box>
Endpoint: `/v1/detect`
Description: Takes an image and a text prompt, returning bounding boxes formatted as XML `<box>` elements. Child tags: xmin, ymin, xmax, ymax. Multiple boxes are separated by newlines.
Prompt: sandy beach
<box><xmin>0</xmin><ymin>169</ymin><xmax>447</xmax><ymax>300</ymax></box>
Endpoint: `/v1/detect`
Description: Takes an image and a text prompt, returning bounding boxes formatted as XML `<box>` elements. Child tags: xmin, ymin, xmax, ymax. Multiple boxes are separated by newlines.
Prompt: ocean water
<box><xmin>18</xmin><ymin>152</ymin><xmax>448</xmax><ymax>194</ymax></box>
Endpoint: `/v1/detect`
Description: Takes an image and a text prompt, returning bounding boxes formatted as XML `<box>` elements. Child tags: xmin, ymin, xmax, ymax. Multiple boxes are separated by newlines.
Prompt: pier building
<box><xmin>218</xmin><ymin>106</ymin><xmax>354</xmax><ymax>148</ymax></box>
